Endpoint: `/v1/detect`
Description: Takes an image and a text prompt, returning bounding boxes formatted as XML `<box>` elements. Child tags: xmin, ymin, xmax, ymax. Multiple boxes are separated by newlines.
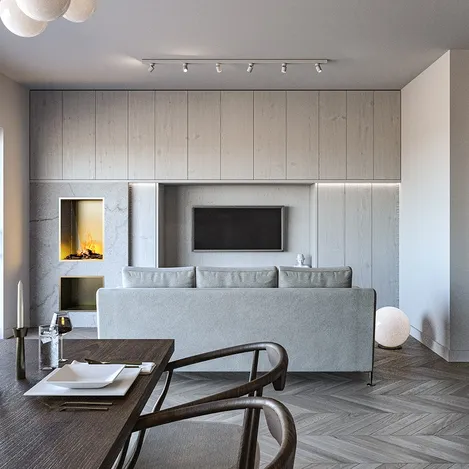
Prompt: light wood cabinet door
<box><xmin>63</xmin><ymin>91</ymin><xmax>96</xmax><ymax>180</ymax></box>
<box><xmin>345</xmin><ymin>184</ymin><xmax>372</xmax><ymax>286</ymax></box>
<box><xmin>30</xmin><ymin>91</ymin><xmax>63</xmax><ymax>180</ymax></box>
<box><xmin>129</xmin><ymin>91</ymin><xmax>155</xmax><ymax>180</ymax></box>
<box><xmin>372</xmin><ymin>184</ymin><xmax>399</xmax><ymax>306</ymax></box>
<box><xmin>374</xmin><ymin>91</ymin><xmax>400</xmax><ymax>179</ymax></box>
<box><xmin>254</xmin><ymin>91</ymin><xmax>286</xmax><ymax>179</ymax></box>
<box><xmin>221</xmin><ymin>91</ymin><xmax>254</xmax><ymax>179</ymax></box>
<box><xmin>317</xmin><ymin>184</ymin><xmax>345</xmax><ymax>266</ymax></box>
<box><xmin>155</xmin><ymin>92</ymin><xmax>188</xmax><ymax>180</ymax></box>
<box><xmin>319</xmin><ymin>91</ymin><xmax>346</xmax><ymax>179</ymax></box>
<box><xmin>188</xmin><ymin>92</ymin><xmax>221</xmax><ymax>180</ymax></box>
<box><xmin>286</xmin><ymin>91</ymin><xmax>319</xmax><ymax>180</ymax></box>
<box><xmin>96</xmin><ymin>91</ymin><xmax>128</xmax><ymax>179</ymax></box>
<box><xmin>347</xmin><ymin>91</ymin><xmax>373</xmax><ymax>179</ymax></box>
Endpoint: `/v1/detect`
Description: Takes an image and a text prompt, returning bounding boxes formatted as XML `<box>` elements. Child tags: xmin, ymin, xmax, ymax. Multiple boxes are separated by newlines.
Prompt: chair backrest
<box><xmin>162</xmin><ymin>342</ymin><xmax>289</xmax><ymax>411</ymax></box>
<box><xmin>117</xmin><ymin>343</ymin><xmax>289</xmax><ymax>469</ymax></box>
<box><xmin>134</xmin><ymin>396</ymin><xmax>297</xmax><ymax>469</ymax></box>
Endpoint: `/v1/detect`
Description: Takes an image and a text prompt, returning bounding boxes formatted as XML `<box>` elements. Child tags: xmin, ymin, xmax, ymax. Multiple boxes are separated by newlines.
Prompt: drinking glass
<box><xmin>39</xmin><ymin>324</ymin><xmax>59</xmax><ymax>370</ymax></box>
<box><xmin>50</xmin><ymin>312</ymin><xmax>73</xmax><ymax>362</ymax></box>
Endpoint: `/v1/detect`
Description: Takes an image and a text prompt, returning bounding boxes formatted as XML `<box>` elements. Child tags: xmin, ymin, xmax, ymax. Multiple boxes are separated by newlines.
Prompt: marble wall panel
<box><xmin>30</xmin><ymin>183</ymin><xmax>128</xmax><ymax>326</ymax></box>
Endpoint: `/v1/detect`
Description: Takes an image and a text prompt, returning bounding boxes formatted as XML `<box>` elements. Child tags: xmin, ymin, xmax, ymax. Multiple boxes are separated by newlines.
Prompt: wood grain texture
<box><xmin>96</xmin><ymin>91</ymin><xmax>128</xmax><ymax>179</ymax></box>
<box><xmin>63</xmin><ymin>91</ymin><xmax>96</xmax><ymax>180</ymax></box>
<box><xmin>319</xmin><ymin>91</ymin><xmax>347</xmax><ymax>179</ymax></box>
<box><xmin>345</xmin><ymin>184</ymin><xmax>372</xmax><ymax>287</ymax></box>
<box><xmin>374</xmin><ymin>91</ymin><xmax>401</xmax><ymax>179</ymax></box>
<box><xmin>0</xmin><ymin>339</ymin><xmax>174</xmax><ymax>469</ymax></box>
<box><xmin>317</xmin><ymin>184</ymin><xmax>345</xmax><ymax>267</ymax></box>
<box><xmin>30</xmin><ymin>91</ymin><xmax>63</xmax><ymax>180</ymax></box>
<box><xmin>156</xmin><ymin>183</ymin><xmax>165</xmax><ymax>267</ymax></box>
<box><xmin>254</xmin><ymin>91</ymin><xmax>286</xmax><ymax>179</ymax></box>
<box><xmin>347</xmin><ymin>91</ymin><xmax>374</xmax><ymax>179</ymax></box>
<box><xmin>129</xmin><ymin>91</ymin><xmax>155</xmax><ymax>179</ymax></box>
<box><xmin>372</xmin><ymin>184</ymin><xmax>399</xmax><ymax>307</ymax></box>
<box><xmin>188</xmin><ymin>91</ymin><xmax>221</xmax><ymax>180</ymax></box>
<box><xmin>309</xmin><ymin>184</ymin><xmax>318</xmax><ymax>268</ymax></box>
<box><xmin>287</xmin><ymin>91</ymin><xmax>319</xmax><ymax>180</ymax></box>
<box><xmin>221</xmin><ymin>91</ymin><xmax>254</xmax><ymax>180</ymax></box>
<box><xmin>155</xmin><ymin>91</ymin><xmax>188</xmax><ymax>180</ymax></box>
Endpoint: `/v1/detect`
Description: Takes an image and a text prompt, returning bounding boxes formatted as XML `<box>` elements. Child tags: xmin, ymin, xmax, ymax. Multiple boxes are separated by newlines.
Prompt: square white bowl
<box><xmin>46</xmin><ymin>364</ymin><xmax>125</xmax><ymax>389</ymax></box>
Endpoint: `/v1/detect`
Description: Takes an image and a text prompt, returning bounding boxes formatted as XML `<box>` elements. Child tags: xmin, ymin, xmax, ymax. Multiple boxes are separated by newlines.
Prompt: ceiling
<box><xmin>1</xmin><ymin>0</ymin><xmax>469</xmax><ymax>90</ymax></box>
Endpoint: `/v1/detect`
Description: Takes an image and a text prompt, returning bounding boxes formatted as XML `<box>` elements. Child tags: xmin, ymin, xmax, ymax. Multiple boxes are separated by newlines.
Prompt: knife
<box><xmin>84</xmin><ymin>358</ymin><xmax>142</xmax><ymax>366</ymax></box>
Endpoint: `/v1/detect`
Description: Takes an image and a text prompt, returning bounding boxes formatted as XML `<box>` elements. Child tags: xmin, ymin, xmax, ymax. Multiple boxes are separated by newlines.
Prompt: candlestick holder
<box><xmin>13</xmin><ymin>327</ymin><xmax>28</xmax><ymax>380</ymax></box>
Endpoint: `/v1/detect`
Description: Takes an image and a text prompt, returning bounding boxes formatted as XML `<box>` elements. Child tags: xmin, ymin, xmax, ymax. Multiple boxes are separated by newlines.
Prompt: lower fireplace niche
<box><xmin>60</xmin><ymin>198</ymin><xmax>104</xmax><ymax>261</ymax></box>
<box><xmin>60</xmin><ymin>276</ymin><xmax>104</xmax><ymax>312</ymax></box>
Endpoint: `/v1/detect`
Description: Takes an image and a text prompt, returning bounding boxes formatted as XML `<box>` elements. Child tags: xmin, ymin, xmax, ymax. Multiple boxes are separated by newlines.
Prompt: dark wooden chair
<box><xmin>115</xmin><ymin>342</ymin><xmax>289</xmax><ymax>469</ymax></box>
<box><xmin>133</xmin><ymin>397</ymin><xmax>296</xmax><ymax>469</ymax></box>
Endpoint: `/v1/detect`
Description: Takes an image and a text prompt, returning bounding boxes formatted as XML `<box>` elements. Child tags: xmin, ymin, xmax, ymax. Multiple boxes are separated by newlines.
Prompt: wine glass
<box><xmin>51</xmin><ymin>312</ymin><xmax>73</xmax><ymax>362</ymax></box>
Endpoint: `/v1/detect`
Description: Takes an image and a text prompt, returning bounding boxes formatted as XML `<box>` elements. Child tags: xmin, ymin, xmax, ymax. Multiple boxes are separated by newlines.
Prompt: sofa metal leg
<box><xmin>367</xmin><ymin>370</ymin><xmax>375</xmax><ymax>387</ymax></box>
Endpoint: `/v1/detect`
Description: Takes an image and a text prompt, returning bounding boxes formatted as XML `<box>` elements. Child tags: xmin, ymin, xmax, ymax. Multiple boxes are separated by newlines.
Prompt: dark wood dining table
<box><xmin>0</xmin><ymin>338</ymin><xmax>174</xmax><ymax>469</ymax></box>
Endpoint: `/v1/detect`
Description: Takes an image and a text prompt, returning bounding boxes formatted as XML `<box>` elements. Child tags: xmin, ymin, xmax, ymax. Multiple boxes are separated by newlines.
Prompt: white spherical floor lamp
<box><xmin>375</xmin><ymin>307</ymin><xmax>410</xmax><ymax>350</ymax></box>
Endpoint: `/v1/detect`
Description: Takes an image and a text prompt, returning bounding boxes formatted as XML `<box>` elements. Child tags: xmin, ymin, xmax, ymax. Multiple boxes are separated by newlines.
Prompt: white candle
<box><xmin>17</xmin><ymin>280</ymin><xmax>24</xmax><ymax>329</ymax></box>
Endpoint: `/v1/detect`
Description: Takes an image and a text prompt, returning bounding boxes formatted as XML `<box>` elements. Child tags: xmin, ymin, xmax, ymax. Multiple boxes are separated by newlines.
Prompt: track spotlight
<box><xmin>183</xmin><ymin>63</ymin><xmax>189</xmax><ymax>73</ymax></box>
<box><xmin>216</xmin><ymin>63</ymin><xmax>222</xmax><ymax>73</ymax></box>
<box><xmin>247</xmin><ymin>63</ymin><xmax>254</xmax><ymax>73</ymax></box>
<box><xmin>281</xmin><ymin>63</ymin><xmax>287</xmax><ymax>74</ymax></box>
<box><xmin>148</xmin><ymin>63</ymin><xmax>155</xmax><ymax>73</ymax></box>
<box><xmin>315</xmin><ymin>63</ymin><xmax>322</xmax><ymax>73</ymax></box>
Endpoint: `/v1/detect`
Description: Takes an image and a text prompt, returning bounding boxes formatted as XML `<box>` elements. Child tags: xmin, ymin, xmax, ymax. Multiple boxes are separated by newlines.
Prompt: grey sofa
<box><xmin>97</xmin><ymin>266</ymin><xmax>376</xmax><ymax>372</ymax></box>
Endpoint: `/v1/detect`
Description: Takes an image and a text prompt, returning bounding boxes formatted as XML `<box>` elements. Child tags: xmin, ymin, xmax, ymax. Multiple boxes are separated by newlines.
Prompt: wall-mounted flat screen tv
<box><xmin>193</xmin><ymin>206</ymin><xmax>284</xmax><ymax>252</ymax></box>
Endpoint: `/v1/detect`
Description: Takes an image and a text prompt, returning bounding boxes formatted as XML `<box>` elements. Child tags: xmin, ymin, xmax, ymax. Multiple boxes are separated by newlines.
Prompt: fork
<box><xmin>40</xmin><ymin>399</ymin><xmax>113</xmax><ymax>411</ymax></box>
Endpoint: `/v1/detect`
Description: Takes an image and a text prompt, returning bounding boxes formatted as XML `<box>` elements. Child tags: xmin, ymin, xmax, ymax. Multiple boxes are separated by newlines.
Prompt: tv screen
<box><xmin>193</xmin><ymin>206</ymin><xmax>284</xmax><ymax>252</ymax></box>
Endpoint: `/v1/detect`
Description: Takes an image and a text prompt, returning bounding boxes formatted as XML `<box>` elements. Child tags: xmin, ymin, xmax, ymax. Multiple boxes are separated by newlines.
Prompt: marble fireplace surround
<box><xmin>30</xmin><ymin>183</ymin><xmax>128</xmax><ymax>327</ymax></box>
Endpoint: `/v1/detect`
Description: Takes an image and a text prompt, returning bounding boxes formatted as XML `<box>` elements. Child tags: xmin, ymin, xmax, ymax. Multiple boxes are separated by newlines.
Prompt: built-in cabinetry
<box><xmin>30</xmin><ymin>90</ymin><xmax>400</xmax><ymax>181</ymax></box>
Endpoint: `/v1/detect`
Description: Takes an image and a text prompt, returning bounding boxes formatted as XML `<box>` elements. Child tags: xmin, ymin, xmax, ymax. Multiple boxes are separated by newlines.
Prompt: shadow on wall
<box><xmin>422</xmin><ymin>316</ymin><xmax>436</xmax><ymax>343</ymax></box>
<box><xmin>421</xmin><ymin>313</ymin><xmax>450</xmax><ymax>348</ymax></box>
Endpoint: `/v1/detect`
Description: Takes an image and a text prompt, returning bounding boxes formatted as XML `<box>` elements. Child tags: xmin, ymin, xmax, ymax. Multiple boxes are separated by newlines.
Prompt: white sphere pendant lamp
<box><xmin>0</xmin><ymin>0</ymin><xmax>47</xmax><ymax>37</ymax></box>
<box><xmin>375</xmin><ymin>306</ymin><xmax>410</xmax><ymax>350</ymax></box>
<box><xmin>16</xmin><ymin>0</ymin><xmax>71</xmax><ymax>22</ymax></box>
<box><xmin>63</xmin><ymin>0</ymin><xmax>96</xmax><ymax>23</ymax></box>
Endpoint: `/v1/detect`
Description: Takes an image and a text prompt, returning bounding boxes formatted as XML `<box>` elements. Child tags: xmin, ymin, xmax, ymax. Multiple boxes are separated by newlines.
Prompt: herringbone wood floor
<box><xmin>147</xmin><ymin>337</ymin><xmax>469</xmax><ymax>469</ymax></box>
<box><xmin>66</xmin><ymin>330</ymin><xmax>469</xmax><ymax>468</ymax></box>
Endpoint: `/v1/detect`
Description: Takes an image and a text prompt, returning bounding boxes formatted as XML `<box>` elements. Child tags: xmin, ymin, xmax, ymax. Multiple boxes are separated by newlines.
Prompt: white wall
<box><xmin>0</xmin><ymin>73</ymin><xmax>29</xmax><ymax>337</ymax></box>
<box><xmin>400</xmin><ymin>52</ymin><xmax>451</xmax><ymax>356</ymax></box>
<box><xmin>449</xmin><ymin>50</ymin><xmax>469</xmax><ymax>356</ymax></box>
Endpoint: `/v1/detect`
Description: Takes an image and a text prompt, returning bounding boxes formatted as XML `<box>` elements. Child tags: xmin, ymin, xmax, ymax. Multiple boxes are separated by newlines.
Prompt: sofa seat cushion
<box><xmin>122</xmin><ymin>266</ymin><xmax>195</xmax><ymax>288</ymax></box>
<box><xmin>196</xmin><ymin>266</ymin><xmax>278</xmax><ymax>288</ymax></box>
<box><xmin>278</xmin><ymin>266</ymin><xmax>352</xmax><ymax>288</ymax></box>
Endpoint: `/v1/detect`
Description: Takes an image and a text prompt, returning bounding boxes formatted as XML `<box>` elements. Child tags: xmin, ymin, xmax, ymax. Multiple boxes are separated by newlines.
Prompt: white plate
<box><xmin>46</xmin><ymin>363</ymin><xmax>125</xmax><ymax>389</ymax></box>
<box><xmin>24</xmin><ymin>367</ymin><xmax>141</xmax><ymax>397</ymax></box>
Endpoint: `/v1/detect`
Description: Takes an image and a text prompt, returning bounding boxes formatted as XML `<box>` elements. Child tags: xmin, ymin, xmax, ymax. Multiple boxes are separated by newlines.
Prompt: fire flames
<box><xmin>64</xmin><ymin>231</ymin><xmax>103</xmax><ymax>260</ymax></box>
<box><xmin>80</xmin><ymin>232</ymin><xmax>96</xmax><ymax>254</ymax></box>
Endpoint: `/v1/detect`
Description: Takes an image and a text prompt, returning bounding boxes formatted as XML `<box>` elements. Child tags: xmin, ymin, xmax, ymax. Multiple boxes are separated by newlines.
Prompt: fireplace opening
<box><xmin>60</xmin><ymin>276</ymin><xmax>104</xmax><ymax>312</ymax></box>
<box><xmin>60</xmin><ymin>198</ymin><xmax>104</xmax><ymax>261</ymax></box>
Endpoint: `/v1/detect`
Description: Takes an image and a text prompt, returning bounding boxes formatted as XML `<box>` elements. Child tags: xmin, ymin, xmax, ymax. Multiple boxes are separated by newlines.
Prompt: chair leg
<box><xmin>245</xmin><ymin>388</ymin><xmax>262</xmax><ymax>469</ymax></box>
<box><xmin>367</xmin><ymin>370</ymin><xmax>375</xmax><ymax>387</ymax></box>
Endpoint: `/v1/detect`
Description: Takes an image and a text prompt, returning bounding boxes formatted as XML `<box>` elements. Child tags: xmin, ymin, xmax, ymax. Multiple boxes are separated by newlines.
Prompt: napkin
<box><xmin>71</xmin><ymin>361</ymin><xmax>156</xmax><ymax>375</ymax></box>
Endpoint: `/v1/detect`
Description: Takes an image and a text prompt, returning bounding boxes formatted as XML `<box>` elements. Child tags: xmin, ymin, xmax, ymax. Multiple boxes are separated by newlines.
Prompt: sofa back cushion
<box><xmin>196</xmin><ymin>266</ymin><xmax>278</xmax><ymax>288</ymax></box>
<box><xmin>278</xmin><ymin>266</ymin><xmax>352</xmax><ymax>288</ymax></box>
<box><xmin>122</xmin><ymin>266</ymin><xmax>195</xmax><ymax>288</ymax></box>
